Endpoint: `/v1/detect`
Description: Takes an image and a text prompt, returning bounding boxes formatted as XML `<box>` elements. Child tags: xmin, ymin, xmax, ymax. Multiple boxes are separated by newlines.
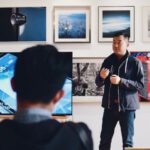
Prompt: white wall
<box><xmin>1</xmin><ymin>0</ymin><xmax>150</xmax><ymax>56</ymax></box>
<box><xmin>1</xmin><ymin>0</ymin><xmax>150</xmax><ymax>150</ymax></box>
<box><xmin>73</xmin><ymin>102</ymin><xmax>150</xmax><ymax>150</ymax></box>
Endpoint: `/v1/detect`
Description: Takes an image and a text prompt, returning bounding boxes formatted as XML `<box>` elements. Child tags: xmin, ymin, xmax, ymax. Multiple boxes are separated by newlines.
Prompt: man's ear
<box><xmin>11</xmin><ymin>77</ymin><xmax>16</xmax><ymax>91</ymax></box>
<box><xmin>52</xmin><ymin>90</ymin><xmax>64</xmax><ymax>104</ymax></box>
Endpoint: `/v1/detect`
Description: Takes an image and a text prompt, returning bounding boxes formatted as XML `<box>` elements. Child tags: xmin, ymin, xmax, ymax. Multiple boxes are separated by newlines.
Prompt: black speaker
<box><xmin>0</xmin><ymin>8</ymin><xmax>26</xmax><ymax>41</ymax></box>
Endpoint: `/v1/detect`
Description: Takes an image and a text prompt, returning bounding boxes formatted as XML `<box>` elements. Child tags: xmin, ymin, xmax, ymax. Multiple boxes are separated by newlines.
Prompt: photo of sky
<box><xmin>102</xmin><ymin>10</ymin><xmax>130</xmax><ymax>38</ymax></box>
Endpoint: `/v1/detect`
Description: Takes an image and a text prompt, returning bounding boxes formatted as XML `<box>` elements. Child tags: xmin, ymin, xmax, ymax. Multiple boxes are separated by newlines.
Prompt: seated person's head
<box><xmin>11</xmin><ymin>45</ymin><xmax>71</xmax><ymax>110</ymax></box>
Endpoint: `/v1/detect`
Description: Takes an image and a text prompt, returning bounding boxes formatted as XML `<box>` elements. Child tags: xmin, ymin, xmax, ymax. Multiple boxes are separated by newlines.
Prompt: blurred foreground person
<box><xmin>0</xmin><ymin>45</ymin><xmax>93</xmax><ymax>150</ymax></box>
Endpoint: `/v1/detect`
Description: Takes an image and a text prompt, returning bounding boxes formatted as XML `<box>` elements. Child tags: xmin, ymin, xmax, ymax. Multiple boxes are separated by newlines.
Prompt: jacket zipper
<box><xmin>108</xmin><ymin>65</ymin><xmax>113</xmax><ymax>109</ymax></box>
<box><xmin>117</xmin><ymin>58</ymin><xmax>128</xmax><ymax>111</ymax></box>
<box><xmin>108</xmin><ymin>83</ymin><xmax>112</xmax><ymax>109</ymax></box>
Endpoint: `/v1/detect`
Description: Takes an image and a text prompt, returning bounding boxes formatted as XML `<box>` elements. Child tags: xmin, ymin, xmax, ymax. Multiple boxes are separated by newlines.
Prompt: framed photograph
<box><xmin>73</xmin><ymin>57</ymin><xmax>105</xmax><ymax>102</ymax></box>
<box><xmin>142</xmin><ymin>7</ymin><xmax>150</xmax><ymax>42</ymax></box>
<box><xmin>130</xmin><ymin>51</ymin><xmax>150</xmax><ymax>101</ymax></box>
<box><xmin>0</xmin><ymin>7</ymin><xmax>46</xmax><ymax>41</ymax></box>
<box><xmin>98</xmin><ymin>6</ymin><xmax>135</xmax><ymax>42</ymax></box>
<box><xmin>53</xmin><ymin>6</ymin><xmax>91</xmax><ymax>43</ymax></box>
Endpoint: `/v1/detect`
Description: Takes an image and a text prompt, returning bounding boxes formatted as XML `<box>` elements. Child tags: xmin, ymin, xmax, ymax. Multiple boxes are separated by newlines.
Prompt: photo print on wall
<box><xmin>98</xmin><ymin>6</ymin><xmax>135</xmax><ymax>42</ymax></box>
<box><xmin>73</xmin><ymin>57</ymin><xmax>104</xmax><ymax>102</ymax></box>
<box><xmin>143</xmin><ymin>7</ymin><xmax>150</xmax><ymax>41</ymax></box>
<box><xmin>0</xmin><ymin>7</ymin><xmax>46</xmax><ymax>41</ymax></box>
<box><xmin>131</xmin><ymin>51</ymin><xmax>150</xmax><ymax>101</ymax></box>
<box><xmin>54</xmin><ymin>6</ymin><xmax>91</xmax><ymax>43</ymax></box>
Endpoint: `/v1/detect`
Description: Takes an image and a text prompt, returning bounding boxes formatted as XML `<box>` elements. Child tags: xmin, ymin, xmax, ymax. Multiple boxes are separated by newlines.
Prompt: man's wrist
<box><xmin>119</xmin><ymin>78</ymin><xmax>122</xmax><ymax>85</ymax></box>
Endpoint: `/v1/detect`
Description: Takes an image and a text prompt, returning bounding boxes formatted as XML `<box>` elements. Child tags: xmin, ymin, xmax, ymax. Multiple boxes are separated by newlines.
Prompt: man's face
<box><xmin>112</xmin><ymin>35</ymin><xmax>129</xmax><ymax>57</ymax></box>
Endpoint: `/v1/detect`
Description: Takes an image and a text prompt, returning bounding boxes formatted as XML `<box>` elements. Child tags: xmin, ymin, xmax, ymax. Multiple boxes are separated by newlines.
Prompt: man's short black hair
<box><xmin>113</xmin><ymin>31</ymin><xmax>130</xmax><ymax>41</ymax></box>
<box><xmin>13</xmin><ymin>45</ymin><xmax>72</xmax><ymax>103</ymax></box>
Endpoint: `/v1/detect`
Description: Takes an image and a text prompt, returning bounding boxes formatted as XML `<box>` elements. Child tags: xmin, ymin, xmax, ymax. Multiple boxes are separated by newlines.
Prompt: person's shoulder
<box><xmin>128</xmin><ymin>55</ymin><xmax>142</xmax><ymax>65</ymax></box>
<box><xmin>0</xmin><ymin>118</ymin><xmax>60</xmax><ymax>129</ymax></box>
<box><xmin>62</xmin><ymin>121</ymin><xmax>86</xmax><ymax>130</ymax></box>
<box><xmin>63</xmin><ymin>121</ymin><xmax>93</xmax><ymax>150</ymax></box>
<box><xmin>0</xmin><ymin>119</ymin><xmax>13</xmax><ymax>136</ymax></box>
<box><xmin>0</xmin><ymin>119</ymin><xmax>12</xmax><ymax>127</ymax></box>
<box><xmin>62</xmin><ymin>121</ymin><xmax>92</xmax><ymax>138</ymax></box>
<box><xmin>105</xmin><ymin>53</ymin><xmax>114</xmax><ymax>60</ymax></box>
<box><xmin>103</xmin><ymin>53</ymin><xmax>114</xmax><ymax>64</ymax></box>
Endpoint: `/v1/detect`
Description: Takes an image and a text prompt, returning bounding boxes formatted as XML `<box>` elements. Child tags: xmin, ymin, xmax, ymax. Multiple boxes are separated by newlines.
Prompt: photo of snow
<box><xmin>58</xmin><ymin>13</ymin><xmax>86</xmax><ymax>39</ymax></box>
<box><xmin>54</xmin><ymin>6</ymin><xmax>90</xmax><ymax>43</ymax></box>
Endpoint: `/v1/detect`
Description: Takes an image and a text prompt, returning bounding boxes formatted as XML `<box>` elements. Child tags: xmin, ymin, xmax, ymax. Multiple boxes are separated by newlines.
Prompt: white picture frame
<box><xmin>142</xmin><ymin>7</ymin><xmax>150</xmax><ymax>42</ymax></box>
<box><xmin>73</xmin><ymin>57</ymin><xmax>105</xmax><ymax>102</ymax></box>
<box><xmin>53</xmin><ymin>6</ymin><xmax>91</xmax><ymax>43</ymax></box>
<box><xmin>98</xmin><ymin>6</ymin><xmax>135</xmax><ymax>42</ymax></box>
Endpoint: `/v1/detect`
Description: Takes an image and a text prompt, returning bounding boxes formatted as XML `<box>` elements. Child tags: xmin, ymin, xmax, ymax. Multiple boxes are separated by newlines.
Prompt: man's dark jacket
<box><xmin>95</xmin><ymin>51</ymin><xmax>144</xmax><ymax>111</ymax></box>
<box><xmin>0</xmin><ymin>119</ymin><xmax>93</xmax><ymax>150</ymax></box>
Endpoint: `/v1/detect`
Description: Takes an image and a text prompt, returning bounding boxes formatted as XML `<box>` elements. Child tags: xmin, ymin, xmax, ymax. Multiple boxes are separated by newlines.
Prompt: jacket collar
<box><xmin>113</xmin><ymin>50</ymin><xmax>129</xmax><ymax>64</ymax></box>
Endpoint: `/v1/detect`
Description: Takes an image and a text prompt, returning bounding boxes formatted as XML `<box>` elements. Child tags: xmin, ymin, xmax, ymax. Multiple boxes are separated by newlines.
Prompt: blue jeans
<box><xmin>99</xmin><ymin>109</ymin><xmax>135</xmax><ymax>150</ymax></box>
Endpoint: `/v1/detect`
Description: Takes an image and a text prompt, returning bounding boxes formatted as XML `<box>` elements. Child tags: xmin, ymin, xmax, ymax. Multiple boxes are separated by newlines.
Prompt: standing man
<box><xmin>95</xmin><ymin>32</ymin><xmax>144</xmax><ymax>150</ymax></box>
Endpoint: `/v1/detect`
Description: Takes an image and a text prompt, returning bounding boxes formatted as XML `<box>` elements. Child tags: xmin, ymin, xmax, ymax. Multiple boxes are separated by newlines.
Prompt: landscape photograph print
<box><xmin>98</xmin><ymin>6</ymin><xmax>134</xmax><ymax>42</ymax></box>
<box><xmin>54</xmin><ymin>6</ymin><xmax>91</xmax><ymax>43</ymax></box>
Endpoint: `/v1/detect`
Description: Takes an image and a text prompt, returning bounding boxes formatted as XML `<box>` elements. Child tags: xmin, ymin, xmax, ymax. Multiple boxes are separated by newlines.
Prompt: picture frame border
<box><xmin>73</xmin><ymin>57</ymin><xmax>105</xmax><ymax>103</ymax></box>
<box><xmin>53</xmin><ymin>6</ymin><xmax>91</xmax><ymax>43</ymax></box>
<box><xmin>142</xmin><ymin>6</ymin><xmax>150</xmax><ymax>42</ymax></box>
<box><xmin>98</xmin><ymin>6</ymin><xmax>135</xmax><ymax>43</ymax></box>
<box><xmin>0</xmin><ymin>6</ymin><xmax>46</xmax><ymax>42</ymax></box>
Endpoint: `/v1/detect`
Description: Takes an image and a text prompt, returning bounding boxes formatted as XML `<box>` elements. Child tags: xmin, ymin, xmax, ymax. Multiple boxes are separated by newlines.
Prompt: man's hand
<box><xmin>110</xmin><ymin>74</ymin><xmax>121</xmax><ymax>85</ymax></box>
<box><xmin>100</xmin><ymin>68</ymin><xmax>110</xmax><ymax>79</ymax></box>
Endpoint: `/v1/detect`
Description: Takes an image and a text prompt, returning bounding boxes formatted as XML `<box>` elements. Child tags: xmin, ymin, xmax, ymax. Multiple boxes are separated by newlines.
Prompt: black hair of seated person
<box><xmin>13</xmin><ymin>45</ymin><xmax>71</xmax><ymax>103</ymax></box>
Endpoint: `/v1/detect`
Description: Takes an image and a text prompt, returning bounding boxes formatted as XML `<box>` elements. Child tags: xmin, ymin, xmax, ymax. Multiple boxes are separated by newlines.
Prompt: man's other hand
<box><xmin>110</xmin><ymin>74</ymin><xmax>121</xmax><ymax>85</ymax></box>
<box><xmin>100</xmin><ymin>68</ymin><xmax>110</xmax><ymax>79</ymax></box>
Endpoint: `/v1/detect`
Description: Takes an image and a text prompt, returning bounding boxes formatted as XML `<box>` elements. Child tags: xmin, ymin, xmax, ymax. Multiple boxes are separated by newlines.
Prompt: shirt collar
<box><xmin>14</xmin><ymin>108</ymin><xmax>52</xmax><ymax>124</ymax></box>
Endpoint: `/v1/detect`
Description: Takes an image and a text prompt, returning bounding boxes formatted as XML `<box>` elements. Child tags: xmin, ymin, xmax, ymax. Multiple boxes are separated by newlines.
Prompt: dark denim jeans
<box><xmin>99</xmin><ymin>109</ymin><xmax>135</xmax><ymax>150</ymax></box>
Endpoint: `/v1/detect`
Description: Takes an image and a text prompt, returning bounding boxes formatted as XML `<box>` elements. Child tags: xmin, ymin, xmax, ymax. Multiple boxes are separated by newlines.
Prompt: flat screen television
<box><xmin>0</xmin><ymin>52</ymin><xmax>72</xmax><ymax>116</ymax></box>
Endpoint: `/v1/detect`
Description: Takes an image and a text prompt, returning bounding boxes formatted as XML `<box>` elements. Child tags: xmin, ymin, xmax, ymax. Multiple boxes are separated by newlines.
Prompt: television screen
<box><xmin>0</xmin><ymin>52</ymin><xmax>72</xmax><ymax>115</ymax></box>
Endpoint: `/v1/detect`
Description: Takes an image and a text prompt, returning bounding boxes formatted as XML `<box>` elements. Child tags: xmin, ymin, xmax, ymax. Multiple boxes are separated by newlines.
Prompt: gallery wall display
<box><xmin>130</xmin><ymin>51</ymin><xmax>150</xmax><ymax>101</ymax></box>
<box><xmin>0</xmin><ymin>52</ymin><xmax>72</xmax><ymax>115</ymax></box>
<box><xmin>53</xmin><ymin>6</ymin><xmax>91</xmax><ymax>43</ymax></box>
<box><xmin>98</xmin><ymin>6</ymin><xmax>135</xmax><ymax>42</ymax></box>
<box><xmin>0</xmin><ymin>7</ymin><xmax>46</xmax><ymax>41</ymax></box>
<box><xmin>142</xmin><ymin>7</ymin><xmax>150</xmax><ymax>42</ymax></box>
<box><xmin>73</xmin><ymin>57</ymin><xmax>104</xmax><ymax>102</ymax></box>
